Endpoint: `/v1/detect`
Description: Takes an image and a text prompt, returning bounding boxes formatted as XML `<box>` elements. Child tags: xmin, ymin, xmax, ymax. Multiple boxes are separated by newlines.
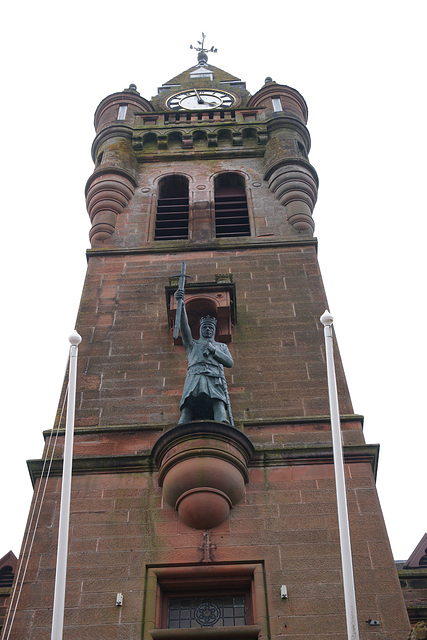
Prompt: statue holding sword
<box><xmin>173</xmin><ymin>264</ymin><xmax>234</xmax><ymax>425</ymax></box>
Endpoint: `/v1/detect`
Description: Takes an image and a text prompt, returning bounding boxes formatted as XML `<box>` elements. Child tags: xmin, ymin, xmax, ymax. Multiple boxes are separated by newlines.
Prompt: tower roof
<box><xmin>164</xmin><ymin>64</ymin><xmax>241</xmax><ymax>86</ymax></box>
<box><xmin>152</xmin><ymin>61</ymin><xmax>249</xmax><ymax>110</ymax></box>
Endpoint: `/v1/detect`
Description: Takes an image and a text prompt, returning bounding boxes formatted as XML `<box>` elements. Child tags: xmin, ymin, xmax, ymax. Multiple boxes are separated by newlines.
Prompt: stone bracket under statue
<box><xmin>152</xmin><ymin>422</ymin><xmax>254</xmax><ymax>530</ymax></box>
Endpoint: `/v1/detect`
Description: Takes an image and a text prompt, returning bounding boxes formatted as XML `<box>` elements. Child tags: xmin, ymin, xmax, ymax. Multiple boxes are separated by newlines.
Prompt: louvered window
<box><xmin>155</xmin><ymin>176</ymin><xmax>189</xmax><ymax>240</ymax></box>
<box><xmin>214</xmin><ymin>174</ymin><xmax>250</xmax><ymax>238</ymax></box>
<box><xmin>0</xmin><ymin>566</ymin><xmax>14</xmax><ymax>588</ymax></box>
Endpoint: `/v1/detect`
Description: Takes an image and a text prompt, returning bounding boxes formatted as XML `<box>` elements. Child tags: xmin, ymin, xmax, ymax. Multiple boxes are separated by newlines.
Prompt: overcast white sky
<box><xmin>0</xmin><ymin>1</ymin><xmax>425</xmax><ymax>563</ymax></box>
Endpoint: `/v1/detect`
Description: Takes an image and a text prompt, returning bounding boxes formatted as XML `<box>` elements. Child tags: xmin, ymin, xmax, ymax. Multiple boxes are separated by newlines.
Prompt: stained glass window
<box><xmin>167</xmin><ymin>595</ymin><xmax>246</xmax><ymax>629</ymax></box>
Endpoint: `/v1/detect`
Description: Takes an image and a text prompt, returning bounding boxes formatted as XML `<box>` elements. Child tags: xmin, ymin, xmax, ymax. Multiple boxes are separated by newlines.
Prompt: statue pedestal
<box><xmin>152</xmin><ymin>421</ymin><xmax>254</xmax><ymax>529</ymax></box>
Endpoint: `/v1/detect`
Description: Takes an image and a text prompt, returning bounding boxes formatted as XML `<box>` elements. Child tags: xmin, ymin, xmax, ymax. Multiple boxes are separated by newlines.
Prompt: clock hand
<box><xmin>193</xmin><ymin>88</ymin><xmax>204</xmax><ymax>104</ymax></box>
<box><xmin>193</xmin><ymin>89</ymin><xmax>219</xmax><ymax>106</ymax></box>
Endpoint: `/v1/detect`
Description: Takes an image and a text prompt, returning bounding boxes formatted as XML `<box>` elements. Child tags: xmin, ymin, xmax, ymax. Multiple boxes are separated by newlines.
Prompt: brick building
<box><xmin>2</xmin><ymin>43</ymin><xmax>410</xmax><ymax>639</ymax></box>
<box><xmin>397</xmin><ymin>534</ymin><xmax>427</xmax><ymax>626</ymax></box>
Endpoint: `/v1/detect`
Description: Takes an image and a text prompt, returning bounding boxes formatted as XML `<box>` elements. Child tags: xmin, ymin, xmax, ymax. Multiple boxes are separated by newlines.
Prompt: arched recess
<box><xmin>155</xmin><ymin>175</ymin><xmax>189</xmax><ymax>240</ymax></box>
<box><xmin>168</xmin><ymin>131</ymin><xmax>182</xmax><ymax>150</ymax></box>
<box><xmin>218</xmin><ymin>129</ymin><xmax>233</xmax><ymax>148</ymax></box>
<box><xmin>143</xmin><ymin>132</ymin><xmax>158</xmax><ymax>152</ymax></box>
<box><xmin>242</xmin><ymin>128</ymin><xmax>258</xmax><ymax>147</ymax></box>
<box><xmin>185</xmin><ymin>295</ymin><xmax>219</xmax><ymax>339</ymax></box>
<box><xmin>214</xmin><ymin>172</ymin><xmax>251</xmax><ymax>238</ymax></box>
<box><xmin>167</xmin><ymin>280</ymin><xmax>236</xmax><ymax>345</ymax></box>
<box><xmin>193</xmin><ymin>129</ymin><xmax>207</xmax><ymax>150</ymax></box>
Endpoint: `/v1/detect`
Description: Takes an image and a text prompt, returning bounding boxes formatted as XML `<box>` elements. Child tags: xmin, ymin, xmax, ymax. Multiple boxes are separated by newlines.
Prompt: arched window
<box><xmin>214</xmin><ymin>173</ymin><xmax>250</xmax><ymax>238</ymax></box>
<box><xmin>155</xmin><ymin>176</ymin><xmax>189</xmax><ymax>240</ymax></box>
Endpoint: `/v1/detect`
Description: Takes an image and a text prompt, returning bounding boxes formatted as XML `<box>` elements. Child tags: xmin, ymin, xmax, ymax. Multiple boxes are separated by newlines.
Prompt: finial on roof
<box><xmin>124</xmin><ymin>83</ymin><xmax>139</xmax><ymax>94</ymax></box>
<box><xmin>190</xmin><ymin>32</ymin><xmax>217</xmax><ymax>66</ymax></box>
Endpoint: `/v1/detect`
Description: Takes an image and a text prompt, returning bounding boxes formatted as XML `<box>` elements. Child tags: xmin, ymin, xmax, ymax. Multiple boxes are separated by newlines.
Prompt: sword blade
<box><xmin>178</xmin><ymin>261</ymin><xmax>187</xmax><ymax>289</ymax></box>
<box><xmin>174</xmin><ymin>298</ymin><xmax>183</xmax><ymax>339</ymax></box>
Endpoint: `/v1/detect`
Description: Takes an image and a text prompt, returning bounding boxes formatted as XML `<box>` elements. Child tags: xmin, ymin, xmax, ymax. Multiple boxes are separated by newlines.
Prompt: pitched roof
<box><xmin>164</xmin><ymin>64</ymin><xmax>241</xmax><ymax>86</ymax></box>
<box><xmin>405</xmin><ymin>533</ymin><xmax>427</xmax><ymax>568</ymax></box>
<box><xmin>0</xmin><ymin>550</ymin><xmax>17</xmax><ymax>570</ymax></box>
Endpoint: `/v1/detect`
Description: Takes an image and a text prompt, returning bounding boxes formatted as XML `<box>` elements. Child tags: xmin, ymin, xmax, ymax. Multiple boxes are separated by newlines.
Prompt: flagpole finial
<box><xmin>320</xmin><ymin>310</ymin><xmax>333</xmax><ymax>326</ymax></box>
<box><xmin>69</xmin><ymin>330</ymin><xmax>82</xmax><ymax>346</ymax></box>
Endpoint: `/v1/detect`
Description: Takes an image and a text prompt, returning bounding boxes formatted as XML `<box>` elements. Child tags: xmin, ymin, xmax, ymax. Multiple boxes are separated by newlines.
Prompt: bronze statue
<box><xmin>174</xmin><ymin>287</ymin><xmax>234</xmax><ymax>424</ymax></box>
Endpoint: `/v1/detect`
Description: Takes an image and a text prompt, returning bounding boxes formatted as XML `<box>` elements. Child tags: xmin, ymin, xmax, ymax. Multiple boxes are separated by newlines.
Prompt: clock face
<box><xmin>166</xmin><ymin>89</ymin><xmax>236</xmax><ymax>111</ymax></box>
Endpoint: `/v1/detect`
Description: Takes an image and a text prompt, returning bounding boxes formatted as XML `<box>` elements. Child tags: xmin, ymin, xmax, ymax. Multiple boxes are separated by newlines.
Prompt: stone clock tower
<box><xmin>5</xmin><ymin>39</ymin><xmax>409</xmax><ymax>640</ymax></box>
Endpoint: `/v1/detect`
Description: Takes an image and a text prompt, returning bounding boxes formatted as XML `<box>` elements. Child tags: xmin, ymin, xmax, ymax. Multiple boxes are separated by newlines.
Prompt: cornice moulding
<box><xmin>85</xmin><ymin>237</ymin><xmax>319</xmax><ymax>259</ymax></box>
<box><xmin>27</xmin><ymin>444</ymin><xmax>378</xmax><ymax>485</ymax></box>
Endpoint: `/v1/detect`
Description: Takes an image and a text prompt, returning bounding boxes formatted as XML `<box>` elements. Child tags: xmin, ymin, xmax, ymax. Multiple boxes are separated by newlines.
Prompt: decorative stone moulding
<box><xmin>133</xmin><ymin>126</ymin><xmax>267</xmax><ymax>154</ymax></box>
<box><xmin>152</xmin><ymin>422</ymin><xmax>254</xmax><ymax>530</ymax></box>
<box><xmin>268</xmin><ymin>163</ymin><xmax>318</xmax><ymax>233</ymax></box>
<box><xmin>85</xmin><ymin>170</ymin><xmax>136</xmax><ymax>245</ymax></box>
<box><xmin>262</xmin><ymin>116</ymin><xmax>318</xmax><ymax>233</ymax></box>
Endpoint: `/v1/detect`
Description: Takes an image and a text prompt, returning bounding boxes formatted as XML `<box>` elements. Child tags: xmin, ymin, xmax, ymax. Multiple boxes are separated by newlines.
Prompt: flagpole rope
<box><xmin>2</xmin><ymin>376</ymin><xmax>69</xmax><ymax>640</ymax></box>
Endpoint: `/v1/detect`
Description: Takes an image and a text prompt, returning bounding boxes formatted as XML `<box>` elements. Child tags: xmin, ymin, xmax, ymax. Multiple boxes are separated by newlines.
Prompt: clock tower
<box><xmin>5</xmin><ymin>40</ymin><xmax>409</xmax><ymax>640</ymax></box>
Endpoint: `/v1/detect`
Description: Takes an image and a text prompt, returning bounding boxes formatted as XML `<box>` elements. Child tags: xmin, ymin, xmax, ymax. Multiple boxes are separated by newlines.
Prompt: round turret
<box><xmin>249</xmin><ymin>79</ymin><xmax>318</xmax><ymax>233</ymax></box>
<box><xmin>94</xmin><ymin>84</ymin><xmax>154</xmax><ymax>134</ymax></box>
<box><xmin>247</xmin><ymin>80</ymin><xmax>308</xmax><ymax>123</ymax></box>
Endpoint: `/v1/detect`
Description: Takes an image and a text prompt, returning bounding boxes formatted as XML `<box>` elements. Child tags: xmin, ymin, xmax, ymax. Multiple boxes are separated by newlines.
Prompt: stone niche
<box><xmin>166</xmin><ymin>280</ymin><xmax>236</xmax><ymax>345</ymax></box>
<box><xmin>152</xmin><ymin>422</ymin><xmax>254</xmax><ymax>530</ymax></box>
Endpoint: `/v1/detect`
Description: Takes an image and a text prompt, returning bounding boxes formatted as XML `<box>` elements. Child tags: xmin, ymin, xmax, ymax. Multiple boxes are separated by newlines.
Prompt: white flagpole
<box><xmin>51</xmin><ymin>331</ymin><xmax>82</xmax><ymax>640</ymax></box>
<box><xmin>320</xmin><ymin>311</ymin><xmax>360</xmax><ymax>640</ymax></box>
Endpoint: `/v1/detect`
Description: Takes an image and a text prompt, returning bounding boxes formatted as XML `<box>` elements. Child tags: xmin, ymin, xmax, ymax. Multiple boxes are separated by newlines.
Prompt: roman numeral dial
<box><xmin>166</xmin><ymin>89</ymin><xmax>236</xmax><ymax>111</ymax></box>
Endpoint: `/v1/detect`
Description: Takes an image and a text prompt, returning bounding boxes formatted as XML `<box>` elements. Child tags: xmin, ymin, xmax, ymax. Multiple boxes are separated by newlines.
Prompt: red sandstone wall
<box><xmin>72</xmin><ymin>245</ymin><xmax>352</xmax><ymax>430</ymax></box>
<box><xmin>10</xmin><ymin>452</ymin><xmax>408</xmax><ymax>640</ymax></box>
<box><xmin>9</xmin><ymin>131</ymin><xmax>407</xmax><ymax>639</ymax></box>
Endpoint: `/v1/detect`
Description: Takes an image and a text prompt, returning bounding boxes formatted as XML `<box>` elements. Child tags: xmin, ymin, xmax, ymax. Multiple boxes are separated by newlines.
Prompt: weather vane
<box><xmin>190</xmin><ymin>33</ymin><xmax>217</xmax><ymax>66</ymax></box>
